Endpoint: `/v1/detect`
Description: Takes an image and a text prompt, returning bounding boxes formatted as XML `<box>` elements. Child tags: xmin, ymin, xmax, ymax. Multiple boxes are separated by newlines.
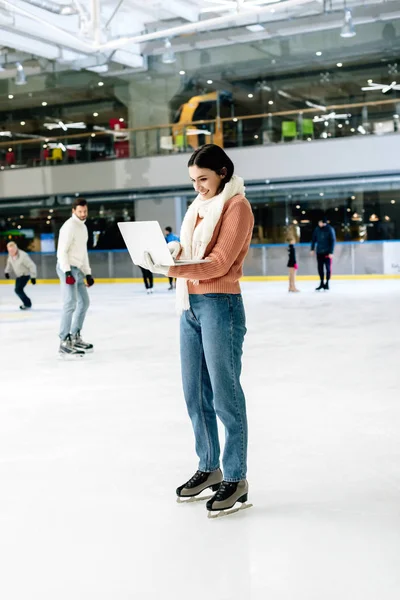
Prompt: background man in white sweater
<box><xmin>56</xmin><ymin>197</ymin><xmax>95</xmax><ymax>356</ymax></box>
<box><xmin>5</xmin><ymin>241</ymin><xmax>37</xmax><ymax>310</ymax></box>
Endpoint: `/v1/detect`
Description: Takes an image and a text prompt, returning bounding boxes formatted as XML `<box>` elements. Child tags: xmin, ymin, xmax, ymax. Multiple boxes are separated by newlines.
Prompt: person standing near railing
<box><xmin>310</xmin><ymin>217</ymin><xmax>336</xmax><ymax>291</ymax></box>
<box><xmin>56</xmin><ymin>197</ymin><xmax>95</xmax><ymax>357</ymax></box>
<box><xmin>164</xmin><ymin>226</ymin><xmax>180</xmax><ymax>290</ymax></box>
<box><xmin>4</xmin><ymin>241</ymin><xmax>37</xmax><ymax>310</ymax></box>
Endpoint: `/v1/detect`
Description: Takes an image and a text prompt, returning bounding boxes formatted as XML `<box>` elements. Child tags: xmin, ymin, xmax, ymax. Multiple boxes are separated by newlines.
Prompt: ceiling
<box><xmin>0</xmin><ymin>0</ymin><xmax>399</xmax><ymax>79</ymax></box>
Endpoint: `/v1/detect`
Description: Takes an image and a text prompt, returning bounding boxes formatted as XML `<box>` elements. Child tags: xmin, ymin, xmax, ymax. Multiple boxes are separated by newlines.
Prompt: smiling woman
<box><xmin>142</xmin><ymin>144</ymin><xmax>255</xmax><ymax>517</ymax></box>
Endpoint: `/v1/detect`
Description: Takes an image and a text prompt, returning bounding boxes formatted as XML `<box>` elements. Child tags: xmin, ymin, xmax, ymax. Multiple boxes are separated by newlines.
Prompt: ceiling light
<box><xmin>17</xmin><ymin>225</ymin><xmax>21</xmax><ymax>229</ymax></box>
<box><xmin>338</xmin><ymin>123</ymin><xmax>343</xmax><ymax>128</ymax></box>
<box><xmin>394</xmin><ymin>114</ymin><xmax>399</xmax><ymax>119</ymax></box>
<box><xmin>91</xmin><ymin>133</ymin><xmax>96</xmax><ymax>137</ymax></box>
<box><xmin>319</xmin><ymin>192</ymin><xmax>324</xmax><ymax>197</ymax></box>
<box><xmin>337</xmin><ymin>63</ymin><xmax>343</xmax><ymax>67</ymax></box>
<box><xmin>233</xmin><ymin>118</ymin><xmax>238</xmax><ymax>122</ymax></box>
<box><xmin>350</xmin><ymin>127</ymin><xmax>355</xmax><ymax>132</ymax></box>
<box><xmin>296</xmin><ymin>205</ymin><xmax>300</xmax><ymax>209</ymax></box>
<box><xmin>341</xmin><ymin>9</ymin><xmax>356</xmax><ymax>38</ymax></box>
<box><xmin>351</xmin><ymin>195</ymin><xmax>356</xmax><ymax>200</ymax></box>
<box><xmin>324</xmin><ymin>121</ymin><xmax>329</xmax><ymax>126</ymax></box>
<box><xmin>119</xmin><ymin>118</ymin><xmax>124</xmax><ymax>123</ymax></box>
<box><xmin>207</xmin><ymin>79</ymin><xmax>213</xmax><ymax>84</ymax></box>
<box><xmin>20</xmin><ymin>121</ymin><xmax>25</xmax><ymax>126</ymax></box>
<box><xmin>391</xmin><ymin>199</ymin><xmax>396</xmax><ymax>204</ymax></box>
<box><xmin>8</xmin><ymin>147</ymin><xmax>12</xmax><ymax>152</ymax></box>
<box><xmin>367</xmin><ymin>79</ymin><xmax>373</xmax><ymax>84</ymax></box>
<box><xmin>179</xmin><ymin>70</ymin><xmax>185</xmax><ymax>75</ymax></box>
<box><xmin>302</xmin><ymin>211</ymin><xmax>306</xmax><ymax>214</ymax></box>
<box><xmin>49</xmin><ymin>209</ymin><xmax>54</xmax><ymax>213</ymax></box>
<box><xmin>8</xmin><ymin>94</ymin><xmax>13</xmax><ymax>99</ymax></box>
<box><xmin>98</xmin><ymin>81</ymin><xmax>104</xmax><ymax>87</ymax></box>
<box><xmin>15</xmin><ymin>62</ymin><xmax>26</xmax><ymax>86</ymax></box>
<box><xmin>93</xmin><ymin>112</ymin><xmax>99</xmax><ymax>117</ymax></box>
<box><xmin>42</xmin><ymin>101</ymin><xmax>47</xmax><ymax>106</ymax></box>
<box><xmin>246</xmin><ymin>24</ymin><xmax>265</xmax><ymax>33</ymax></box>
<box><xmin>268</xmin><ymin>100</ymin><xmax>273</xmax><ymax>105</ymax></box>
<box><xmin>316</xmin><ymin>51</ymin><xmax>322</xmax><ymax>56</ymax></box>
<box><xmin>347</xmin><ymin>208</ymin><xmax>351</xmax><ymax>212</ymax></box>
<box><xmin>335</xmin><ymin>207</ymin><xmax>339</xmax><ymax>211</ymax></box>
<box><xmin>254</xmin><ymin>135</ymin><xmax>259</xmax><ymax>139</ymax></box>
<box><xmin>162</xmin><ymin>38</ymin><xmax>176</xmax><ymax>64</ymax></box>
<box><xmin>248</xmin><ymin>93</ymin><xmax>254</xmax><ymax>98</ymax></box>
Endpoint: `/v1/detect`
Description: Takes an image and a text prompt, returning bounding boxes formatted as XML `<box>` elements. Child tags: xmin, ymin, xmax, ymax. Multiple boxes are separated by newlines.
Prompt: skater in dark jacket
<box><xmin>310</xmin><ymin>218</ymin><xmax>336</xmax><ymax>290</ymax></box>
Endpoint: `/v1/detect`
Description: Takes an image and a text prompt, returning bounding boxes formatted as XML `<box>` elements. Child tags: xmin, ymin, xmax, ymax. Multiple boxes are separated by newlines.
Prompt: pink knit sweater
<box><xmin>168</xmin><ymin>194</ymin><xmax>254</xmax><ymax>294</ymax></box>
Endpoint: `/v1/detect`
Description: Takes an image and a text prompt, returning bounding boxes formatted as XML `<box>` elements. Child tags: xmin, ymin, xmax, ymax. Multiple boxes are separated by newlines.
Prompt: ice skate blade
<box><xmin>207</xmin><ymin>502</ymin><xmax>253</xmax><ymax>519</ymax></box>
<box><xmin>177</xmin><ymin>494</ymin><xmax>213</xmax><ymax>504</ymax></box>
<box><xmin>58</xmin><ymin>352</ymin><xmax>85</xmax><ymax>360</ymax></box>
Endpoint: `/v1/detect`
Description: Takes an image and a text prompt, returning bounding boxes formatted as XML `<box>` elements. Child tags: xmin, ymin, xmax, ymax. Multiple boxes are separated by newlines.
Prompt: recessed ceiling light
<box><xmin>350</xmin><ymin>127</ymin><xmax>355</xmax><ymax>132</ymax></box>
<box><xmin>179</xmin><ymin>70</ymin><xmax>186</xmax><ymax>75</ymax></box>
<box><xmin>42</xmin><ymin>101</ymin><xmax>47</xmax><ymax>106</ymax></box>
<box><xmin>338</xmin><ymin>123</ymin><xmax>343</xmax><ymax>128</ymax></box>
<box><xmin>20</xmin><ymin>121</ymin><xmax>26</xmax><ymax>126</ymax></box>
<box><xmin>351</xmin><ymin>195</ymin><xmax>356</xmax><ymax>200</ymax></box>
<box><xmin>91</xmin><ymin>133</ymin><xmax>96</xmax><ymax>137</ymax></box>
<box><xmin>233</xmin><ymin>118</ymin><xmax>238</xmax><ymax>122</ymax></box>
<box><xmin>207</xmin><ymin>79</ymin><xmax>213</xmax><ymax>84</ymax></box>
<box><xmin>98</xmin><ymin>81</ymin><xmax>104</xmax><ymax>87</ymax></box>
<box><xmin>391</xmin><ymin>199</ymin><xmax>396</xmax><ymax>204</ymax></box>
<box><xmin>319</xmin><ymin>192</ymin><xmax>324</xmax><ymax>197</ymax></box>
<box><xmin>119</xmin><ymin>117</ymin><xmax>124</xmax><ymax>122</ymax></box>
<box><xmin>337</xmin><ymin>62</ymin><xmax>343</xmax><ymax>67</ymax></box>
<box><xmin>367</xmin><ymin>79</ymin><xmax>373</xmax><ymax>84</ymax></box>
<box><xmin>296</xmin><ymin>204</ymin><xmax>300</xmax><ymax>209</ymax></box>
<box><xmin>246</xmin><ymin>24</ymin><xmax>265</xmax><ymax>33</ymax></box>
<box><xmin>394</xmin><ymin>114</ymin><xmax>399</xmax><ymax>118</ymax></box>
<box><xmin>254</xmin><ymin>134</ymin><xmax>259</xmax><ymax>139</ymax></box>
<box><xmin>248</xmin><ymin>93</ymin><xmax>254</xmax><ymax>98</ymax></box>
<box><xmin>316</xmin><ymin>51</ymin><xmax>322</xmax><ymax>56</ymax></box>
<box><xmin>93</xmin><ymin>112</ymin><xmax>99</xmax><ymax>117</ymax></box>
<box><xmin>8</xmin><ymin>94</ymin><xmax>14</xmax><ymax>99</ymax></box>
<box><xmin>268</xmin><ymin>100</ymin><xmax>274</xmax><ymax>105</ymax></box>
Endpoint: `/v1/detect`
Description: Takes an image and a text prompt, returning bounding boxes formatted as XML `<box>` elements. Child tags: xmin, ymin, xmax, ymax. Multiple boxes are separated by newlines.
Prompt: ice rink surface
<box><xmin>1</xmin><ymin>279</ymin><xmax>400</xmax><ymax>600</ymax></box>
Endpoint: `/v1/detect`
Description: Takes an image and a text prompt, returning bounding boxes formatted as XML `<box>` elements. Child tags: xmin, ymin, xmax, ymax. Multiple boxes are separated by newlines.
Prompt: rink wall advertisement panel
<box><xmin>1</xmin><ymin>135</ymin><xmax>400</xmax><ymax>199</ymax></box>
<box><xmin>1</xmin><ymin>242</ymin><xmax>400</xmax><ymax>280</ymax></box>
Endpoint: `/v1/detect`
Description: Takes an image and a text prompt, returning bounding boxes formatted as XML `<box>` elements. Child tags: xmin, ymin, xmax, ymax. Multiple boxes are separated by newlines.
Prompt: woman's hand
<box><xmin>167</xmin><ymin>241</ymin><xmax>181</xmax><ymax>259</ymax></box>
<box><xmin>142</xmin><ymin>252</ymin><xmax>170</xmax><ymax>275</ymax></box>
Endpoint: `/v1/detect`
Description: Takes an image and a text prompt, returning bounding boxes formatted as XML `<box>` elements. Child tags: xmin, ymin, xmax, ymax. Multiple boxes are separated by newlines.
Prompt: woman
<box><xmin>143</xmin><ymin>144</ymin><xmax>254</xmax><ymax>515</ymax></box>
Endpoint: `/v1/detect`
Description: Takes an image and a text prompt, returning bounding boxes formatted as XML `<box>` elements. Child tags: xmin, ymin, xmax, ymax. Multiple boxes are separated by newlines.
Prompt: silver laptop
<box><xmin>118</xmin><ymin>221</ymin><xmax>208</xmax><ymax>267</ymax></box>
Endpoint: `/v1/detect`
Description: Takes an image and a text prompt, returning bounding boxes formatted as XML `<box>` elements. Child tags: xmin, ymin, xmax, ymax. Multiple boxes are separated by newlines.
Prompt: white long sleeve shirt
<box><xmin>57</xmin><ymin>214</ymin><xmax>91</xmax><ymax>275</ymax></box>
<box><xmin>5</xmin><ymin>249</ymin><xmax>37</xmax><ymax>278</ymax></box>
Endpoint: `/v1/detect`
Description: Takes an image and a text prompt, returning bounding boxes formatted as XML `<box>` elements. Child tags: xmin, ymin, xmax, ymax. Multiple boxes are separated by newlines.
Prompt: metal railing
<box><xmin>0</xmin><ymin>98</ymin><xmax>398</xmax><ymax>170</ymax></box>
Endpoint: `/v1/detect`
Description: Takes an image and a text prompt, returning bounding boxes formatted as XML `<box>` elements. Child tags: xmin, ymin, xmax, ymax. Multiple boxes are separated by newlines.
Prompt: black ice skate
<box><xmin>324</xmin><ymin>281</ymin><xmax>330</xmax><ymax>291</ymax></box>
<box><xmin>59</xmin><ymin>334</ymin><xmax>85</xmax><ymax>358</ymax></box>
<box><xmin>206</xmin><ymin>480</ymin><xmax>253</xmax><ymax>519</ymax></box>
<box><xmin>315</xmin><ymin>282</ymin><xmax>324</xmax><ymax>291</ymax></box>
<box><xmin>19</xmin><ymin>305</ymin><xmax>31</xmax><ymax>310</ymax></box>
<box><xmin>72</xmin><ymin>330</ymin><xmax>93</xmax><ymax>352</ymax></box>
<box><xmin>176</xmin><ymin>469</ymin><xmax>223</xmax><ymax>503</ymax></box>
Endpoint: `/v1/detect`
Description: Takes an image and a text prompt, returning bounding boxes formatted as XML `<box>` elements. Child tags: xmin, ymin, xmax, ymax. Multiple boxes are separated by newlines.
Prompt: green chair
<box><xmin>282</xmin><ymin>121</ymin><xmax>297</xmax><ymax>141</ymax></box>
<box><xmin>301</xmin><ymin>119</ymin><xmax>314</xmax><ymax>139</ymax></box>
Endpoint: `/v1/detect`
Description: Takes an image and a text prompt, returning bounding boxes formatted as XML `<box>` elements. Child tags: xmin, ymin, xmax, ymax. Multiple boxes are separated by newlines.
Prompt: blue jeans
<box><xmin>180</xmin><ymin>294</ymin><xmax>248</xmax><ymax>482</ymax></box>
<box><xmin>57</xmin><ymin>264</ymin><xmax>90</xmax><ymax>340</ymax></box>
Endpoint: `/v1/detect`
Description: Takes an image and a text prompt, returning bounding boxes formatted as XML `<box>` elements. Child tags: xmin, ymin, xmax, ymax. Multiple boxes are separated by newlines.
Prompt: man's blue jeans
<box><xmin>57</xmin><ymin>264</ymin><xmax>90</xmax><ymax>340</ymax></box>
<box><xmin>180</xmin><ymin>294</ymin><xmax>248</xmax><ymax>482</ymax></box>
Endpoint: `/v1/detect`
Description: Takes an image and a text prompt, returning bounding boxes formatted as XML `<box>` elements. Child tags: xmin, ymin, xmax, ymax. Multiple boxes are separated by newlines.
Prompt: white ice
<box><xmin>1</xmin><ymin>279</ymin><xmax>400</xmax><ymax>600</ymax></box>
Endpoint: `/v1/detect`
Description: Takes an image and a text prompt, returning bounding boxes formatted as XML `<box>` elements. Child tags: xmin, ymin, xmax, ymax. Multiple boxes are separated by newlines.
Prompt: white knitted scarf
<box><xmin>176</xmin><ymin>174</ymin><xmax>245</xmax><ymax>314</ymax></box>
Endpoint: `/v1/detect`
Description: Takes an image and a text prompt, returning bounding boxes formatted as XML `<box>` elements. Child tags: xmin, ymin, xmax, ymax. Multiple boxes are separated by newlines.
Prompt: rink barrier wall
<box><xmin>1</xmin><ymin>241</ymin><xmax>400</xmax><ymax>280</ymax></box>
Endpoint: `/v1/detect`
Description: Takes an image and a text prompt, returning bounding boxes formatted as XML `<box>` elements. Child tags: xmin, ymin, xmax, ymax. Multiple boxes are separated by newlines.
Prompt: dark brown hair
<box><xmin>188</xmin><ymin>144</ymin><xmax>234</xmax><ymax>192</ymax></box>
<box><xmin>72</xmin><ymin>197</ymin><xmax>87</xmax><ymax>210</ymax></box>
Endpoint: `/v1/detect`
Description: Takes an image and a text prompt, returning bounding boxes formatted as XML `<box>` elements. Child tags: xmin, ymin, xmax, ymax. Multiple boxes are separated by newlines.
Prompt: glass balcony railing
<box><xmin>0</xmin><ymin>98</ymin><xmax>398</xmax><ymax>170</ymax></box>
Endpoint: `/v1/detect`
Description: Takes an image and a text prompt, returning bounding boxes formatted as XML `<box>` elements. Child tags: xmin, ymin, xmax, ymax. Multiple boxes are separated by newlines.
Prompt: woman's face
<box><xmin>189</xmin><ymin>165</ymin><xmax>225</xmax><ymax>200</ymax></box>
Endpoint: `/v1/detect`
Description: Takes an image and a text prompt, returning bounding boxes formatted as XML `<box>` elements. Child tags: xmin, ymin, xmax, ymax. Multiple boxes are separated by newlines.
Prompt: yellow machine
<box><xmin>172</xmin><ymin>91</ymin><xmax>224</xmax><ymax>150</ymax></box>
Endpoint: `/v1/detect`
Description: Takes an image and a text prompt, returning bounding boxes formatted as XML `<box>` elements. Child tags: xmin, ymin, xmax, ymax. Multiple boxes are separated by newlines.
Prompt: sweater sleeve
<box><xmin>168</xmin><ymin>200</ymin><xmax>253</xmax><ymax>281</ymax></box>
<box><xmin>57</xmin><ymin>222</ymin><xmax>73</xmax><ymax>273</ymax></box>
<box><xmin>5</xmin><ymin>256</ymin><xmax>12</xmax><ymax>274</ymax></box>
<box><xmin>82</xmin><ymin>242</ymin><xmax>91</xmax><ymax>276</ymax></box>
<box><xmin>23</xmin><ymin>252</ymin><xmax>37</xmax><ymax>278</ymax></box>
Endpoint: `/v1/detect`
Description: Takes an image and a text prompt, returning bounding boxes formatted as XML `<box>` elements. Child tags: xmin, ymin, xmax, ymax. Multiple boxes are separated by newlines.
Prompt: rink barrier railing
<box><xmin>1</xmin><ymin>241</ymin><xmax>400</xmax><ymax>280</ymax></box>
